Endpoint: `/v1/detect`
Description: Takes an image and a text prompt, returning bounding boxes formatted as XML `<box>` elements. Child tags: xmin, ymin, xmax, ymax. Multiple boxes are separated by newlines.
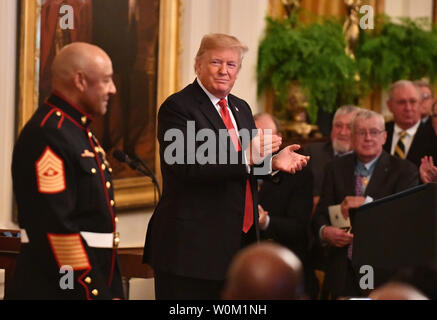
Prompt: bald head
<box><xmin>222</xmin><ymin>242</ymin><xmax>304</xmax><ymax>300</ymax></box>
<box><xmin>52</xmin><ymin>43</ymin><xmax>109</xmax><ymax>84</ymax></box>
<box><xmin>51</xmin><ymin>42</ymin><xmax>116</xmax><ymax>117</ymax></box>
<box><xmin>254</xmin><ymin>113</ymin><xmax>281</xmax><ymax>136</ymax></box>
<box><xmin>369</xmin><ymin>282</ymin><xmax>429</xmax><ymax>300</ymax></box>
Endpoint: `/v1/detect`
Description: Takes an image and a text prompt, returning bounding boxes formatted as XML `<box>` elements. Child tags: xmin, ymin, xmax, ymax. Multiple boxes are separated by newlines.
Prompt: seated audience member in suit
<box><xmin>368</xmin><ymin>282</ymin><xmax>428</xmax><ymax>300</ymax></box>
<box><xmin>222</xmin><ymin>242</ymin><xmax>305</xmax><ymax>300</ymax></box>
<box><xmin>312</xmin><ymin>109</ymin><xmax>419</xmax><ymax>298</ymax></box>
<box><xmin>414</xmin><ymin>80</ymin><xmax>434</xmax><ymax>126</ymax></box>
<box><xmin>304</xmin><ymin>105</ymin><xmax>360</xmax><ymax>209</ymax></box>
<box><xmin>254</xmin><ymin>112</ymin><xmax>317</xmax><ymax>298</ymax></box>
<box><xmin>384</xmin><ymin>80</ymin><xmax>437</xmax><ymax>169</ymax></box>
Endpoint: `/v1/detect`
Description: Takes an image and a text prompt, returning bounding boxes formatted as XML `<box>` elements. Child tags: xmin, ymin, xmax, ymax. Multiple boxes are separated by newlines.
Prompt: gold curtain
<box><xmin>268</xmin><ymin>0</ymin><xmax>384</xmax><ymax>19</ymax></box>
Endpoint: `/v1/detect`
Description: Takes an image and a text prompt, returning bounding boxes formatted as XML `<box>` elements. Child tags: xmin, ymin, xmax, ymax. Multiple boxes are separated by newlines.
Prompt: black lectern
<box><xmin>351</xmin><ymin>183</ymin><xmax>437</xmax><ymax>287</ymax></box>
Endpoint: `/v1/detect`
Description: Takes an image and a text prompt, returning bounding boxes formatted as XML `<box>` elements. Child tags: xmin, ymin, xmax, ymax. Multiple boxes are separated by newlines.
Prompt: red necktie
<box><xmin>218</xmin><ymin>99</ymin><xmax>253</xmax><ymax>233</ymax></box>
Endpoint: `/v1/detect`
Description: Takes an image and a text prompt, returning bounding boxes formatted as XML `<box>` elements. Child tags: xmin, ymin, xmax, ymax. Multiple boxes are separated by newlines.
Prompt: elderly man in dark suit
<box><xmin>143</xmin><ymin>33</ymin><xmax>309</xmax><ymax>300</ymax></box>
<box><xmin>384</xmin><ymin>80</ymin><xmax>437</xmax><ymax>169</ymax></box>
<box><xmin>312</xmin><ymin>109</ymin><xmax>418</xmax><ymax>298</ymax></box>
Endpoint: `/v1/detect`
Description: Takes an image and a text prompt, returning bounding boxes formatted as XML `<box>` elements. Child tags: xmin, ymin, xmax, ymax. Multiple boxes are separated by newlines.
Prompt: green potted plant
<box><xmin>257</xmin><ymin>14</ymin><xmax>437</xmax><ymax>124</ymax></box>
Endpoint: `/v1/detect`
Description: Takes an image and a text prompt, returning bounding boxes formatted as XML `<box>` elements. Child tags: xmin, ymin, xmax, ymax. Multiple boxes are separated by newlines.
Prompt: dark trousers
<box><xmin>154</xmin><ymin>271</ymin><xmax>225</xmax><ymax>300</ymax></box>
<box><xmin>154</xmin><ymin>231</ymin><xmax>257</xmax><ymax>300</ymax></box>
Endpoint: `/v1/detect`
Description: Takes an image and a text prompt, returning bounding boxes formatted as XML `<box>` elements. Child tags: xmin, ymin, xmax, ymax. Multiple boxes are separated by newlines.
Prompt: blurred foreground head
<box><xmin>369</xmin><ymin>282</ymin><xmax>429</xmax><ymax>300</ymax></box>
<box><xmin>222</xmin><ymin>242</ymin><xmax>304</xmax><ymax>300</ymax></box>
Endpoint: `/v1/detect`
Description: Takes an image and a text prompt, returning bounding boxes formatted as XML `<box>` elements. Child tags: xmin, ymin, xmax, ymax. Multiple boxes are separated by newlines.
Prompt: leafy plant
<box><xmin>356</xmin><ymin>15</ymin><xmax>437</xmax><ymax>91</ymax></box>
<box><xmin>257</xmin><ymin>14</ymin><xmax>437</xmax><ymax>124</ymax></box>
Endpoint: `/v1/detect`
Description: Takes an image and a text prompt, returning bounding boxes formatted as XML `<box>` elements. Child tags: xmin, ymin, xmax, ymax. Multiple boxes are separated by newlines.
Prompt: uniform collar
<box><xmin>46</xmin><ymin>91</ymin><xmax>94</xmax><ymax>128</ymax></box>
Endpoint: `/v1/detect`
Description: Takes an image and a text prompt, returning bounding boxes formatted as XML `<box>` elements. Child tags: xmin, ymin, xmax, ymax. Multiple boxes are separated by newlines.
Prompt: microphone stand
<box><xmin>131</xmin><ymin>156</ymin><xmax>162</xmax><ymax>202</ymax></box>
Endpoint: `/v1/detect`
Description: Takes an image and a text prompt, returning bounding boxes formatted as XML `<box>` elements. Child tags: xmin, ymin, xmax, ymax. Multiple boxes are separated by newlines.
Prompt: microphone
<box><xmin>113</xmin><ymin>149</ymin><xmax>161</xmax><ymax>200</ymax></box>
<box><xmin>113</xmin><ymin>149</ymin><xmax>142</xmax><ymax>172</ymax></box>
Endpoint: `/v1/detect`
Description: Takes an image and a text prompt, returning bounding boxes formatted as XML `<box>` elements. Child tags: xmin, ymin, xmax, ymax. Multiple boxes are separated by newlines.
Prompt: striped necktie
<box><xmin>394</xmin><ymin>131</ymin><xmax>407</xmax><ymax>159</ymax></box>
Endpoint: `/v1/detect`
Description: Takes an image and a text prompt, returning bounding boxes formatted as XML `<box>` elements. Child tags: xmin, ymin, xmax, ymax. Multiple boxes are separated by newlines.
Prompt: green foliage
<box><xmin>356</xmin><ymin>15</ymin><xmax>437</xmax><ymax>91</ymax></box>
<box><xmin>257</xmin><ymin>14</ymin><xmax>437</xmax><ymax>123</ymax></box>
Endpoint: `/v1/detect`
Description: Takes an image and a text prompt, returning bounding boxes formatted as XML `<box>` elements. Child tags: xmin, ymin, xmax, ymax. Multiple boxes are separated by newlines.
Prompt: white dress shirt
<box><xmin>390</xmin><ymin>121</ymin><xmax>421</xmax><ymax>157</ymax></box>
<box><xmin>197</xmin><ymin>79</ymin><xmax>251</xmax><ymax>172</ymax></box>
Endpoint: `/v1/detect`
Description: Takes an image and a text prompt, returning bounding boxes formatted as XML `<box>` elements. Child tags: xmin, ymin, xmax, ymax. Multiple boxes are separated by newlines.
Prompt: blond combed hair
<box><xmin>194</xmin><ymin>33</ymin><xmax>248</xmax><ymax>68</ymax></box>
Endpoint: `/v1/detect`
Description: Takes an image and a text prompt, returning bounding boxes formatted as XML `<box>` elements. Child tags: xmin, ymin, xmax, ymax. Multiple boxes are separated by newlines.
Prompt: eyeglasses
<box><xmin>423</xmin><ymin>93</ymin><xmax>432</xmax><ymax>100</ymax></box>
<box><xmin>355</xmin><ymin>129</ymin><xmax>385</xmax><ymax>138</ymax></box>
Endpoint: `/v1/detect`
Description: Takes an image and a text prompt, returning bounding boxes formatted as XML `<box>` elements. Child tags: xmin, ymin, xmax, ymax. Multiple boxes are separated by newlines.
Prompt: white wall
<box><xmin>385</xmin><ymin>0</ymin><xmax>433</xmax><ymax>21</ymax></box>
<box><xmin>0</xmin><ymin>0</ymin><xmax>18</xmax><ymax>300</ymax></box>
<box><xmin>0</xmin><ymin>0</ymin><xmax>18</xmax><ymax>230</ymax></box>
<box><xmin>179</xmin><ymin>0</ymin><xmax>269</xmax><ymax>114</ymax></box>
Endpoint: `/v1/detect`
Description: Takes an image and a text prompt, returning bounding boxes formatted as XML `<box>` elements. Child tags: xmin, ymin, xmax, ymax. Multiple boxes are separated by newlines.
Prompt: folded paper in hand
<box><xmin>328</xmin><ymin>204</ymin><xmax>351</xmax><ymax>229</ymax></box>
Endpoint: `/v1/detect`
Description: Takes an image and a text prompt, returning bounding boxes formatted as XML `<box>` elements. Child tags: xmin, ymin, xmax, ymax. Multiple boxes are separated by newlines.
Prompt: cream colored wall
<box><xmin>0</xmin><ymin>0</ymin><xmax>18</xmax><ymax>230</ymax></box>
<box><xmin>385</xmin><ymin>0</ymin><xmax>433</xmax><ymax>21</ymax></box>
<box><xmin>0</xmin><ymin>0</ymin><xmax>18</xmax><ymax>300</ymax></box>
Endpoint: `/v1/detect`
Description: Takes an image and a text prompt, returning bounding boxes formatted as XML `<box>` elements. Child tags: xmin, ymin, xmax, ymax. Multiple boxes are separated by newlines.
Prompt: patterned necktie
<box><xmin>348</xmin><ymin>171</ymin><xmax>368</xmax><ymax>260</ymax></box>
<box><xmin>394</xmin><ymin>131</ymin><xmax>407</xmax><ymax>159</ymax></box>
<box><xmin>218</xmin><ymin>99</ymin><xmax>253</xmax><ymax>233</ymax></box>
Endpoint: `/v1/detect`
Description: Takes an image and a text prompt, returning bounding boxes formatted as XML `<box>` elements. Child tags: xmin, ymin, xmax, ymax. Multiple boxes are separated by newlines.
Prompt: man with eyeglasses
<box><xmin>384</xmin><ymin>80</ymin><xmax>437</xmax><ymax>169</ymax></box>
<box><xmin>312</xmin><ymin>109</ymin><xmax>418</xmax><ymax>298</ymax></box>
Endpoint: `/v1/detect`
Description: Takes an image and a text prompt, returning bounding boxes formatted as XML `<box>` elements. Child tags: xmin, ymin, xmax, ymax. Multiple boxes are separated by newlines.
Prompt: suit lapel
<box><xmin>228</xmin><ymin>95</ymin><xmax>246</xmax><ymax>131</ymax></box>
<box><xmin>407</xmin><ymin>122</ymin><xmax>425</xmax><ymax>161</ymax></box>
<box><xmin>342</xmin><ymin>154</ymin><xmax>357</xmax><ymax>196</ymax></box>
<box><xmin>192</xmin><ymin>80</ymin><xmax>227</xmax><ymax>132</ymax></box>
<box><xmin>365</xmin><ymin>151</ymin><xmax>390</xmax><ymax>197</ymax></box>
<box><xmin>384</xmin><ymin>122</ymin><xmax>394</xmax><ymax>153</ymax></box>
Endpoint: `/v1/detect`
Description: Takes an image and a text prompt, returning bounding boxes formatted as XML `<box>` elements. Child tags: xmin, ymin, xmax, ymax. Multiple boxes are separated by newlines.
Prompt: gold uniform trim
<box><xmin>48</xmin><ymin>233</ymin><xmax>90</xmax><ymax>270</ymax></box>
